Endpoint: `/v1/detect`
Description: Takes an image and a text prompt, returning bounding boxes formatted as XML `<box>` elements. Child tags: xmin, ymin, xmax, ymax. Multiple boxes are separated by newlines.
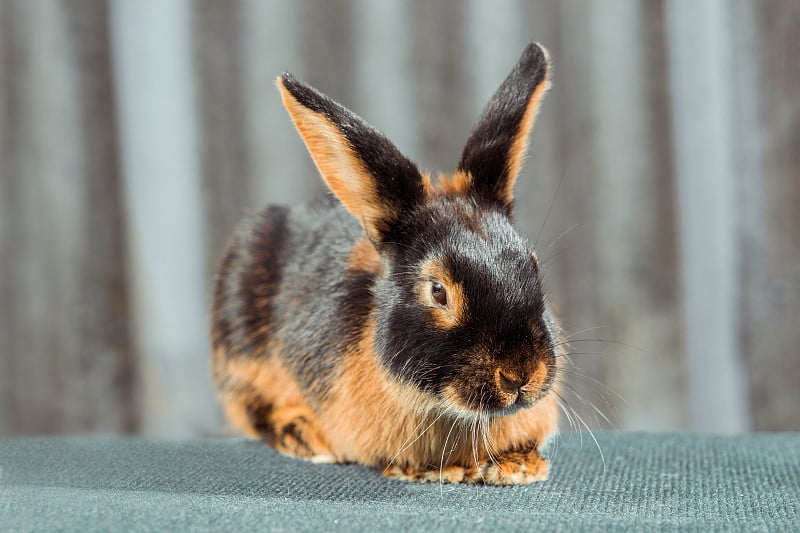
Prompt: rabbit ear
<box><xmin>456</xmin><ymin>43</ymin><xmax>551</xmax><ymax>215</ymax></box>
<box><xmin>277</xmin><ymin>74</ymin><xmax>426</xmax><ymax>244</ymax></box>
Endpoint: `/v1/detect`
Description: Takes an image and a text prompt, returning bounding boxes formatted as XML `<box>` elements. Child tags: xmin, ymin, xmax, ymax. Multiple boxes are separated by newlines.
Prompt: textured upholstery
<box><xmin>1</xmin><ymin>432</ymin><xmax>798</xmax><ymax>531</ymax></box>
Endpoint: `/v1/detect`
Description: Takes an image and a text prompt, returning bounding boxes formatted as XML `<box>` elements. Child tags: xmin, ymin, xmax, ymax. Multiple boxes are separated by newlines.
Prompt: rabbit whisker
<box><xmin>478</xmin><ymin>387</ymin><xmax>499</xmax><ymax>470</ymax></box>
<box><xmin>552</xmin><ymin>389</ymin><xmax>605</xmax><ymax>474</ymax></box>
<box><xmin>543</xmin><ymin>222</ymin><xmax>579</xmax><ymax>251</ymax></box>
<box><xmin>556</xmin><ymin>368</ymin><xmax>627</xmax><ymax>406</ymax></box>
<box><xmin>552</xmin><ymin>390</ymin><xmax>577</xmax><ymax>433</ymax></box>
<box><xmin>385</xmin><ymin>408</ymin><xmax>447</xmax><ymax>471</ymax></box>
<box><xmin>553</xmin><ymin>338</ymin><xmax>644</xmax><ymax>351</ymax></box>
<box><xmin>534</xmin><ymin>154</ymin><xmax>570</xmax><ymax>250</ymax></box>
<box><xmin>481</xmin><ymin>414</ymin><xmax>497</xmax><ymax>470</ymax></box>
<box><xmin>471</xmin><ymin>409</ymin><xmax>484</xmax><ymax>484</ymax></box>
<box><xmin>561</xmin><ymin>351</ymin><xmax>612</xmax><ymax>358</ymax></box>
<box><xmin>440</xmin><ymin>416</ymin><xmax>460</xmax><ymax>493</ymax></box>
<box><xmin>539</xmin><ymin>249</ymin><xmax>565</xmax><ymax>269</ymax></box>
<box><xmin>563</xmin><ymin>325</ymin><xmax>609</xmax><ymax>340</ymax></box>
<box><xmin>558</xmin><ymin>382</ymin><xmax>614</xmax><ymax>427</ymax></box>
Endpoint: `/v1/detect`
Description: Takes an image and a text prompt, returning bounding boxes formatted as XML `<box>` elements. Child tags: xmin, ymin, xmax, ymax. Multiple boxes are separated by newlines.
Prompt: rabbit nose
<box><xmin>498</xmin><ymin>371</ymin><xmax>526</xmax><ymax>395</ymax></box>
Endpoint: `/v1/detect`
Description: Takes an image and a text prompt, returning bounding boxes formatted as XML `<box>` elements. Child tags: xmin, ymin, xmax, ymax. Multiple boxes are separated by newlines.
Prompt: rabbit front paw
<box><xmin>473</xmin><ymin>448</ymin><xmax>549</xmax><ymax>485</ymax></box>
<box><xmin>383</xmin><ymin>447</ymin><xmax>548</xmax><ymax>485</ymax></box>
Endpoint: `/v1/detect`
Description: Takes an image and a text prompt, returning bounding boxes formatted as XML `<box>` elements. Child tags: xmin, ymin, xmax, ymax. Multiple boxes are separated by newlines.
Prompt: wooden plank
<box><xmin>109</xmin><ymin>0</ymin><xmax>219</xmax><ymax>436</ymax></box>
<box><xmin>239</xmin><ymin>0</ymin><xmax>320</xmax><ymax>207</ymax></box>
<box><xmin>666</xmin><ymin>0</ymin><xmax>751</xmax><ymax>431</ymax></box>
<box><xmin>352</xmin><ymin>0</ymin><xmax>417</xmax><ymax>158</ymax></box>
<box><xmin>0</xmin><ymin>0</ymin><xmax>134</xmax><ymax>435</ymax></box>
<box><xmin>193</xmin><ymin>1</ymin><xmax>251</xmax><ymax>274</ymax></box>
<box><xmin>738</xmin><ymin>1</ymin><xmax>800</xmax><ymax>430</ymax></box>
<box><xmin>409</xmin><ymin>0</ymin><xmax>473</xmax><ymax>172</ymax></box>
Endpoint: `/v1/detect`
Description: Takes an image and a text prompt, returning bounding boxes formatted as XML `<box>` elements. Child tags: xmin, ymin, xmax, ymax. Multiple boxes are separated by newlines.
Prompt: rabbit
<box><xmin>211</xmin><ymin>42</ymin><xmax>561</xmax><ymax>485</ymax></box>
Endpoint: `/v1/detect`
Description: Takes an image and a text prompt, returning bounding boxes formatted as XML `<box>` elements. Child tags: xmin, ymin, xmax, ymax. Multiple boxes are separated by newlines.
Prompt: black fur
<box><xmin>214</xmin><ymin>201</ymin><xmax>378</xmax><ymax>402</ymax></box>
<box><xmin>458</xmin><ymin>42</ymin><xmax>548</xmax><ymax>214</ymax></box>
<box><xmin>280</xmin><ymin>421</ymin><xmax>313</xmax><ymax>456</ymax></box>
<box><xmin>374</xmin><ymin>195</ymin><xmax>555</xmax><ymax>409</ymax></box>
<box><xmin>245</xmin><ymin>397</ymin><xmax>275</xmax><ymax>441</ymax></box>
<box><xmin>213</xmin><ymin>205</ymin><xmax>289</xmax><ymax>357</ymax></box>
<box><xmin>281</xmin><ymin>73</ymin><xmax>426</xmax><ymax>243</ymax></box>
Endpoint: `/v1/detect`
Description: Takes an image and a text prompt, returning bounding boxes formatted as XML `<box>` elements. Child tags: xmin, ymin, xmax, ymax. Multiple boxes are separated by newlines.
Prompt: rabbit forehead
<box><xmin>407</xmin><ymin>207</ymin><xmax>545</xmax><ymax>333</ymax></box>
<box><xmin>443</xmin><ymin>244</ymin><xmax>544</xmax><ymax>332</ymax></box>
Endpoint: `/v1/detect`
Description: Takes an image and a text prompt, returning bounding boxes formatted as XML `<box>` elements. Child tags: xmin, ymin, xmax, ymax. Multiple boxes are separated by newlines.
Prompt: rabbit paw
<box><xmin>473</xmin><ymin>448</ymin><xmax>549</xmax><ymax>485</ymax></box>
<box><xmin>384</xmin><ymin>464</ymin><xmax>478</xmax><ymax>484</ymax></box>
<box><xmin>248</xmin><ymin>402</ymin><xmax>335</xmax><ymax>463</ymax></box>
<box><xmin>383</xmin><ymin>448</ymin><xmax>548</xmax><ymax>485</ymax></box>
<box><xmin>274</xmin><ymin>414</ymin><xmax>336</xmax><ymax>463</ymax></box>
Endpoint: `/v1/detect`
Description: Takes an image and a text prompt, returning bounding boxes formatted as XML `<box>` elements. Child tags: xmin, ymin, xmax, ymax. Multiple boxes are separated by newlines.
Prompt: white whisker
<box><xmin>439</xmin><ymin>416</ymin><xmax>460</xmax><ymax>494</ymax></box>
<box><xmin>385</xmin><ymin>408</ymin><xmax>446</xmax><ymax>470</ymax></box>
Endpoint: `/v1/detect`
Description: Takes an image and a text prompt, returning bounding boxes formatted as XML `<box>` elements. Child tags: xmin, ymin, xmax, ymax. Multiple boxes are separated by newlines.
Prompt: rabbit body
<box><xmin>212</xmin><ymin>43</ymin><xmax>561</xmax><ymax>484</ymax></box>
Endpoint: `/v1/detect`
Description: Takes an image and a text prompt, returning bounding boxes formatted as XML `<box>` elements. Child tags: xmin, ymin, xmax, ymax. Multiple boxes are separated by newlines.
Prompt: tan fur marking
<box><xmin>529</xmin><ymin>360</ymin><xmax>548</xmax><ymax>390</ymax></box>
<box><xmin>382</xmin><ymin>394</ymin><xmax>558</xmax><ymax>484</ymax></box>
<box><xmin>495</xmin><ymin>369</ymin><xmax>520</xmax><ymax>407</ymax></box>
<box><xmin>501</xmin><ymin>60</ymin><xmax>551</xmax><ymax>206</ymax></box>
<box><xmin>277</xmin><ymin>77</ymin><xmax>396</xmax><ymax>242</ymax></box>
<box><xmin>215</xmin><ymin>353</ymin><xmax>298</xmax><ymax>436</ymax></box>
<box><xmin>417</xmin><ymin>257</ymin><xmax>466</xmax><ymax>329</ymax></box>
<box><xmin>318</xmin><ymin>321</ymin><xmax>443</xmax><ymax>467</ymax></box>
<box><xmin>421</xmin><ymin>172</ymin><xmax>433</xmax><ymax>197</ymax></box>
<box><xmin>480</xmin><ymin>448</ymin><xmax>549</xmax><ymax>485</ymax></box>
<box><xmin>268</xmin><ymin>404</ymin><xmax>335</xmax><ymax>462</ymax></box>
<box><xmin>347</xmin><ymin>236</ymin><xmax>382</xmax><ymax>274</ymax></box>
<box><xmin>435</xmin><ymin>170</ymin><xmax>473</xmax><ymax>196</ymax></box>
<box><xmin>214</xmin><ymin>349</ymin><xmax>334</xmax><ymax>461</ymax></box>
<box><xmin>386</xmin><ymin>464</ymin><xmax>477</xmax><ymax>484</ymax></box>
<box><xmin>317</xmin><ymin>317</ymin><xmax>560</xmax><ymax>480</ymax></box>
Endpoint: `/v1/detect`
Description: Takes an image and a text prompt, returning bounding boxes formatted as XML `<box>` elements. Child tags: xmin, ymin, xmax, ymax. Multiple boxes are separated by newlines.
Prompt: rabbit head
<box><xmin>277</xmin><ymin>43</ymin><xmax>556</xmax><ymax>418</ymax></box>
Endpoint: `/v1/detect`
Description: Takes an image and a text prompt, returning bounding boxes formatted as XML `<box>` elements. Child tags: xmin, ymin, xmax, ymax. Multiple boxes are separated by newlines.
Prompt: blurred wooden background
<box><xmin>1</xmin><ymin>0</ymin><xmax>798</xmax><ymax>437</ymax></box>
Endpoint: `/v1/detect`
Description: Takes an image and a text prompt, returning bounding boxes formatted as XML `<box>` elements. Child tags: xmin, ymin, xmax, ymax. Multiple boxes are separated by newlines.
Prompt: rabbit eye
<box><xmin>431</xmin><ymin>282</ymin><xmax>448</xmax><ymax>307</ymax></box>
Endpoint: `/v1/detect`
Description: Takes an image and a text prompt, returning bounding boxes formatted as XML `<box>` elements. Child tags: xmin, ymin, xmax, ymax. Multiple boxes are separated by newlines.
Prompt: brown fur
<box><xmin>440</xmin><ymin>337</ymin><xmax>556</xmax><ymax>415</ymax></box>
<box><xmin>347</xmin><ymin>236</ymin><xmax>382</xmax><ymax>274</ymax></box>
<box><xmin>212</xmin><ymin>223</ymin><xmax>561</xmax><ymax>482</ymax></box>
<box><xmin>435</xmin><ymin>170</ymin><xmax>473</xmax><ymax>196</ymax></box>
<box><xmin>214</xmin><ymin>347</ymin><xmax>335</xmax><ymax>462</ymax></box>
<box><xmin>316</xmin><ymin>320</ymin><xmax>441</xmax><ymax>466</ymax></box>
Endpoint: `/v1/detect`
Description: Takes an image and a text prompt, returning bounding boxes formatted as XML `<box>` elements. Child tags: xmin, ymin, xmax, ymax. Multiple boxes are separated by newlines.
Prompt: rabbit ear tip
<box><xmin>277</xmin><ymin>72</ymin><xmax>303</xmax><ymax>90</ymax></box>
<box><xmin>277</xmin><ymin>72</ymin><xmax>292</xmax><ymax>86</ymax></box>
<box><xmin>521</xmin><ymin>42</ymin><xmax>550</xmax><ymax>69</ymax></box>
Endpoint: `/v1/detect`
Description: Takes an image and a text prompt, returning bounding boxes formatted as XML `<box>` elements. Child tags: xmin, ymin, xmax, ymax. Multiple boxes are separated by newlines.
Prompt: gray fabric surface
<box><xmin>1</xmin><ymin>432</ymin><xmax>798</xmax><ymax>532</ymax></box>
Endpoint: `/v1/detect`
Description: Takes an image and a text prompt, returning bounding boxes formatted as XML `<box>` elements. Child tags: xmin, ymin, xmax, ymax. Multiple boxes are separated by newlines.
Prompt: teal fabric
<box><xmin>1</xmin><ymin>432</ymin><xmax>798</xmax><ymax>531</ymax></box>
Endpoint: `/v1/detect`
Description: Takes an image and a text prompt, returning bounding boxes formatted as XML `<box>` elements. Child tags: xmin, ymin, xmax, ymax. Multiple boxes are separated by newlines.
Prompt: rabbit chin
<box><xmin>439</xmin><ymin>382</ymin><xmax>550</xmax><ymax>420</ymax></box>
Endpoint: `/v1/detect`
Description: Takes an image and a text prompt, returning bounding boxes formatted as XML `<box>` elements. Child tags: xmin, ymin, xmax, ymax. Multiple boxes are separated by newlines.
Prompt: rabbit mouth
<box><xmin>492</xmin><ymin>394</ymin><xmax>532</xmax><ymax>417</ymax></box>
<box><xmin>490</xmin><ymin>382</ymin><xmax>552</xmax><ymax>417</ymax></box>
<box><xmin>442</xmin><ymin>373</ymin><xmax>555</xmax><ymax>418</ymax></box>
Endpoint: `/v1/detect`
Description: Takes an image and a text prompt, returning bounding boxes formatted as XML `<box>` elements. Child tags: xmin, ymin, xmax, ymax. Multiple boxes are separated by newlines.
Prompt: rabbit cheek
<box><xmin>439</xmin><ymin>363</ymin><xmax>499</xmax><ymax>415</ymax></box>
